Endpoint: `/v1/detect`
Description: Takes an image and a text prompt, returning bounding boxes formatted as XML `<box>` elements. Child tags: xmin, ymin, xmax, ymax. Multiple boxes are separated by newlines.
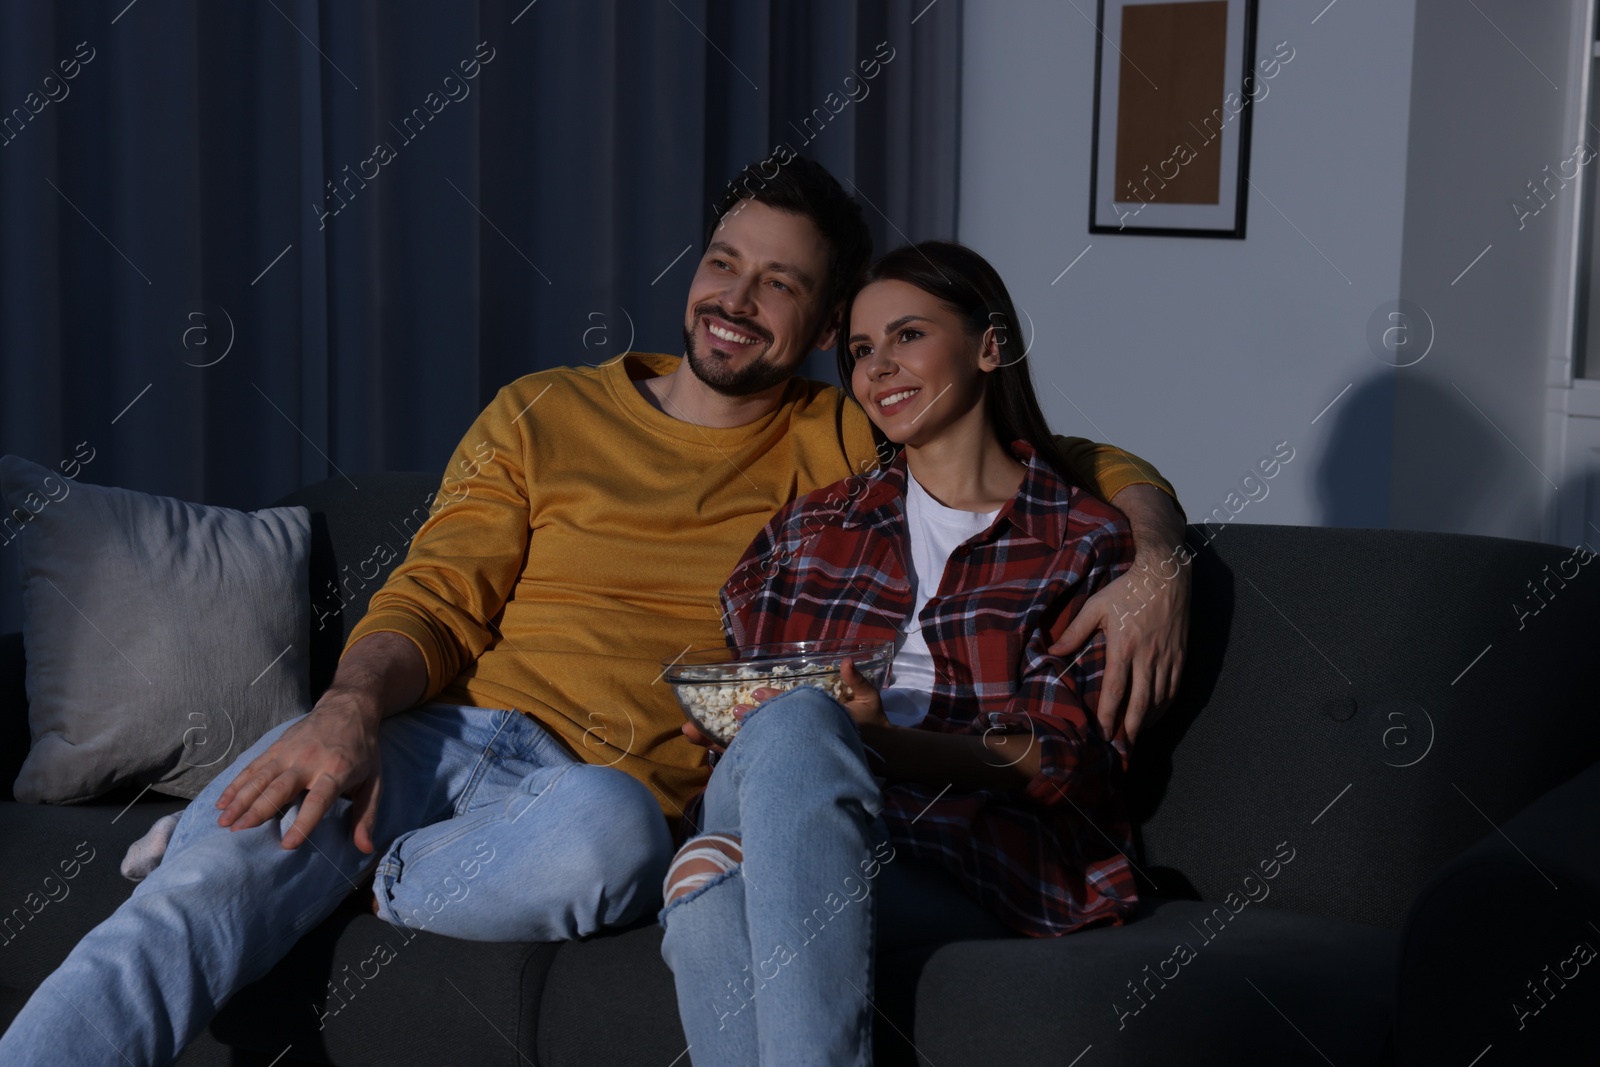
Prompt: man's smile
<box><xmin>706</xmin><ymin>320</ymin><xmax>761</xmax><ymax>345</ymax></box>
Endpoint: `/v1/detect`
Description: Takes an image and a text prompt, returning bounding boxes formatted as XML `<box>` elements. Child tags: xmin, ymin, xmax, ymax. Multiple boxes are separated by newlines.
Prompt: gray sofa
<box><xmin>2</xmin><ymin>471</ymin><xmax>1596</xmax><ymax>1065</ymax></box>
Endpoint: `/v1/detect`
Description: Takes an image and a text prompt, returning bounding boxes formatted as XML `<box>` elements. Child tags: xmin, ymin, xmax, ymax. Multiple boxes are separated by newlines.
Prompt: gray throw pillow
<box><xmin>1</xmin><ymin>454</ymin><xmax>310</xmax><ymax>802</ymax></box>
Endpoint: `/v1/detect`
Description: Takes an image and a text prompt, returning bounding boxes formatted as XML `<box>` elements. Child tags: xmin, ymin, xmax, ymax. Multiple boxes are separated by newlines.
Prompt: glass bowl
<box><xmin>664</xmin><ymin>639</ymin><xmax>896</xmax><ymax>746</ymax></box>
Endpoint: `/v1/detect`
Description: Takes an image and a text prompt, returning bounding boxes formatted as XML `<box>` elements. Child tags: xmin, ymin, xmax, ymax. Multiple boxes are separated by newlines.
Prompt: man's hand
<box><xmin>213</xmin><ymin>630</ymin><xmax>425</xmax><ymax>852</ymax></box>
<box><xmin>216</xmin><ymin>688</ymin><xmax>385</xmax><ymax>851</ymax></box>
<box><xmin>1052</xmin><ymin>484</ymin><xmax>1191</xmax><ymax>744</ymax></box>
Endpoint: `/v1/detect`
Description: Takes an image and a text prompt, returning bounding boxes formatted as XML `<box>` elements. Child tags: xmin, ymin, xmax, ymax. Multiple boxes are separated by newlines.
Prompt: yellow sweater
<box><xmin>345</xmin><ymin>353</ymin><xmax>1175</xmax><ymax>824</ymax></box>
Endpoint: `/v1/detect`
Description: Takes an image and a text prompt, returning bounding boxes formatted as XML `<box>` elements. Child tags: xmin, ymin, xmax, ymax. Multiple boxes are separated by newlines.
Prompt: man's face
<box><xmin>681</xmin><ymin>200</ymin><xmax>836</xmax><ymax>397</ymax></box>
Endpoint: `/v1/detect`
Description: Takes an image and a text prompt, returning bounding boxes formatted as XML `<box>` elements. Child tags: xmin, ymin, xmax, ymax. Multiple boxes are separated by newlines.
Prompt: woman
<box><xmin>658</xmin><ymin>241</ymin><xmax>1138</xmax><ymax>1065</ymax></box>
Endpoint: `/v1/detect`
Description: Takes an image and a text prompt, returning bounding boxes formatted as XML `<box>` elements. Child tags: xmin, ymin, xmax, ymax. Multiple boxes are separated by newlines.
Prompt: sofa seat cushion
<box><xmin>913</xmin><ymin>897</ymin><xmax>1397</xmax><ymax>1065</ymax></box>
<box><xmin>212</xmin><ymin>907</ymin><xmax>560</xmax><ymax>1067</ymax></box>
<box><xmin>0</xmin><ymin>797</ymin><xmax>189</xmax><ymax>996</ymax></box>
<box><xmin>526</xmin><ymin>920</ymin><xmax>1038</xmax><ymax>1067</ymax></box>
<box><xmin>528</xmin><ymin>899</ymin><xmax>1397</xmax><ymax>1066</ymax></box>
<box><xmin>534</xmin><ymin>921</ymin><xmax>686</xmax><ymax>1067</ymax></box>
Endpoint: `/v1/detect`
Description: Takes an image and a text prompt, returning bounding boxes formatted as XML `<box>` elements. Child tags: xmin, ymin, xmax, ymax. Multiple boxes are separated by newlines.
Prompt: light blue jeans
<box><xmin>0</xmin><ymin>702</ymin><xmax>674</xmax><ymax>1067</ymax></box>
<box><xmin>658</xmin><ymin>688</ymin><xmax>1010</xmax><ymax>1067</ymax></box>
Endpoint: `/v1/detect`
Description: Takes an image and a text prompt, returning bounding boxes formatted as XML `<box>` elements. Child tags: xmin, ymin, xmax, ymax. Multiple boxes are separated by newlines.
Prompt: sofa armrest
<box><xmin>1393</xmin><ymin>760</ymin><xmax>1600</xmax><ymax>1064</ymax></box>
<box><xmin>1</xmin><ymin>631</ymin><xmax>29</xmax><ymax>802</ymax></box>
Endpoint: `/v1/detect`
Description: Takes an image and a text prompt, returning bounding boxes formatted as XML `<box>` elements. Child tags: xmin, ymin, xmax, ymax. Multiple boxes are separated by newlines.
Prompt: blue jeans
<box><xmin>658</xmin><ymin>689</ymin><xmax>1010</xmax><ymax>1067</ymax></box>
<box><xmin>0</xmin><ymin>702</ymin><xmax>674</xmax><ymax>1067</ymax></box>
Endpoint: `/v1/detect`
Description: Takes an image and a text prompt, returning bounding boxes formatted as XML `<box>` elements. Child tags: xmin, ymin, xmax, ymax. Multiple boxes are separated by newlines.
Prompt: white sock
<box><xmin>120</xmin><ymin>812</ymin><xmax>183</xmax><ymax>882</ymax></box>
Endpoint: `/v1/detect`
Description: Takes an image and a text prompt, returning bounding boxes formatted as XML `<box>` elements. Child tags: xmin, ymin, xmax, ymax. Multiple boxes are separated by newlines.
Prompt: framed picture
<box><xmin>1089</xmin><ymin>0</ymin><xmax>1261</xmax><ymax>238</ymax></box>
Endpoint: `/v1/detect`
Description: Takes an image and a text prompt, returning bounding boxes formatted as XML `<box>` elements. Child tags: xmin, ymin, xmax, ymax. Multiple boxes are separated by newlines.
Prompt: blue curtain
<box><xmin>0</xmin><ymin>0</ymin><xmax>962</xmax><ymax>634</ymax></box>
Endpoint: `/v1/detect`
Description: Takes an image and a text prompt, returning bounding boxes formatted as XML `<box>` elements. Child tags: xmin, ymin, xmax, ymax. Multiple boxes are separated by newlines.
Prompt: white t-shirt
<box><xmin>879</xmin><ymin>471</ymin><xmax>1001</xmax><ymax>727</ymax></box>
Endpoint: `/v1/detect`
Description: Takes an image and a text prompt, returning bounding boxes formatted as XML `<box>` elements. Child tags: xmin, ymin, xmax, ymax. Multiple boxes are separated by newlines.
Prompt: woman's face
<box><xmin>847</xmin><ymin>278</ymin><xmax>996</xmax><ymax>446</ymax></box>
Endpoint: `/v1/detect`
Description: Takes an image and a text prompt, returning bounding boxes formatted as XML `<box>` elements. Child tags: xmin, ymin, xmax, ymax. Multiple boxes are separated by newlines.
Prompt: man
<box><xmin>0</xmin><ymin>156</ymin><xmax>1188</xmax><ymax>1065</ymax></box>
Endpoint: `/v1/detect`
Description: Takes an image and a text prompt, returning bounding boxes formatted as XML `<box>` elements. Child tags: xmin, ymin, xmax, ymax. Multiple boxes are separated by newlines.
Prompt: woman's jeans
<box><xmin>658</xmin><ymin>689</ymin><xmax>1010</xmax><ymax>1067</ymax></box>
<box><xmin>0</xmin><ymin>702</ymin><xmax>674</xmax><ymax>1067</ymax></box>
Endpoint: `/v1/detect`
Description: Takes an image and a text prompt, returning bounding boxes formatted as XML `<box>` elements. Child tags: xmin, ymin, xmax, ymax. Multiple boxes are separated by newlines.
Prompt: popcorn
<box><xmin>672</xmin><ymin>664</ymin><xmax>856</xmax><ymax>745</ymax></box>
<box><xmin>665</xmin><ymin>643</ymin><xmax>895</xmax><ymax>747</ymax></box>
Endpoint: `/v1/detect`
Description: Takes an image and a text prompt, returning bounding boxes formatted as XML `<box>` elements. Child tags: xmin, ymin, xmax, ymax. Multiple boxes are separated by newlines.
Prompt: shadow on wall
<box><xmin>1314</xmin><ymin>372</ymin><xmax>1397</xmax><ymax>529</ymax></box>
<box><xmin>1315</xmin><ymin>370</ymin><xmax>1497</xmax><ymax>533</ymax></box>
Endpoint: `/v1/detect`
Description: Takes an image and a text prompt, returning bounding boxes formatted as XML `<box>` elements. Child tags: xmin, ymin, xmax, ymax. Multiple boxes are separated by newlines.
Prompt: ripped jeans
<box><xmin>658</xmin><ymin>688</ymin><xmax>1009</xmax><ymax>1067</ymax></box>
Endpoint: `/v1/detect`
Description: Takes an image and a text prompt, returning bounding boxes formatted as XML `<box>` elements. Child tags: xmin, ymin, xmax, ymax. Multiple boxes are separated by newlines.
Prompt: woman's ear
<box><xmin>977</xmin><ymin>325</ymin><xmax>1004</xmax><ymax>373</ymax></box>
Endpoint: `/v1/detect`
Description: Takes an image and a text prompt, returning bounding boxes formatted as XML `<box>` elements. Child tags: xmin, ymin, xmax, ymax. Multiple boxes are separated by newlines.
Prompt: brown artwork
<box><xmin>1113</xmin><ymin>1</ymin><xmax>1229</xmax><ymax>206</ymax></box>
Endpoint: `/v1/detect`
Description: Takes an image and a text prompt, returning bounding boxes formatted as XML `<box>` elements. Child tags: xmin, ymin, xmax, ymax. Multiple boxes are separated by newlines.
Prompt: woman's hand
<box><xmin>680</xmin><ymin>720</ymin><xmax>727</xmax><ymax>755</ymax></box>
<box><xmin>839</xmin><ymin>660</ymin><xmax>887</xmax><ymax>728</ymax></box>
<box><xmin>679</xmin><ymin>686</ymin><xmax>785</xmax><ymax>755</ymax></box>
<box><xmin>682</xmin><ymin>669</ymin><xmax>886</xmax><ymax>753</ymax></box>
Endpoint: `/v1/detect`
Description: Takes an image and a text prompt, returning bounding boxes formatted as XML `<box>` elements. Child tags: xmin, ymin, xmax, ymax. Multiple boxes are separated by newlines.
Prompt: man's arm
<box><xmin>1050</xmin><ymin>437</ymin><xmax>1190</xmax><ymax>744</ymax></box>
<box><xmin>216</xmin><ymin>380</ymin><xmax>540</xmax><ymax>849</ymax></box>
<box><xmin>1051</xmin><ymin>436</ymin><xmax>1181</xmax><ymax>508</ymax></box>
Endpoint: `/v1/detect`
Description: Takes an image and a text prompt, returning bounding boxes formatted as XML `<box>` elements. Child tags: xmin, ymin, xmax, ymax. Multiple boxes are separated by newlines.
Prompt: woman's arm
<box><xmin>838</xmin><ymin>516</ymin><xmax>1126</xmax><ymax>805</ymax></box>
<box><xmin>719</xmin><ymin>497</ymin><xmax>806</xmax><ymax>647</ymax></box>
<box><xmin>836</xmin><ymin>660</ymin><xmax>1041</xmax><ymax>791</ymax></box>
<box><xmin>857</xmin><ymin>722</ymin><xmax>1041</xmax><ymax>792</ymax></box>
<box><xmin>848</xmin><ymin>640</ymin><xmax>1112</xmax><ymax>805</ymax></box>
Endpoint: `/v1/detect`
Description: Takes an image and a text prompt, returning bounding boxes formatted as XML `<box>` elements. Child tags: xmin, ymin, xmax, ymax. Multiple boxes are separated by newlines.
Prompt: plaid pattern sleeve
<box><xmin>978</xmin><ymin>520</ymin><xmax>1131</xmax><ymax>811</ymax></box>
<box><xmin>717</xmin><ymin>442</ymin><xmax>1140</xmax><ymax>937</ymax></box>
<box><xmin>719</xmin><ymin>498</ymin><xmax>803</xmax><ymax>646</ymax></box>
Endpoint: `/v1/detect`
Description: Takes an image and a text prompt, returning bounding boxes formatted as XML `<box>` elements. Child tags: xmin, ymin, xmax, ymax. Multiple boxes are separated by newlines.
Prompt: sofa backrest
<box><xmin>272</xmin><ymin>472</ymin><xmax>444</xmax><ymax>699</ymax></box>
<box><xmin>1134</xmin><ymin>523</ymin><xmax>1600</xmax><ymax>928</ymax></box>
<box><xmin>274</xmin><ymin>474</ymin><xmax>1600</xmax><ymax>930</ymax></box>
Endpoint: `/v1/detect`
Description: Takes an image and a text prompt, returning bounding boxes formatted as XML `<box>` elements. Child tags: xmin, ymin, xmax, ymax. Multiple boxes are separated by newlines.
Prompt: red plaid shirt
<box><xmin>719</xmin><ymin>442</ymin><xmax>1139</xmax><ymax>937</ymax></box>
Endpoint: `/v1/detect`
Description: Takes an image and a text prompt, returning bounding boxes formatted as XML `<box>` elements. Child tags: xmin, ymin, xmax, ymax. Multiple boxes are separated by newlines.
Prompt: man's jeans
<box><xmin>0</xmin><ymin>702</ymin><xmax>674</xmax><ymax>1067</ymax></box>
<box><xmin>658</xmin><ymin>689</ymin><xmax>1010</xmax><ymax>1067</ymax></box>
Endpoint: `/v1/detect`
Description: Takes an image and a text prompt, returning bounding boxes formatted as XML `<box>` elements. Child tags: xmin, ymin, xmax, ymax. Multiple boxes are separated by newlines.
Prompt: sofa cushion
<box><xmin>211</xmin><ymin>907</ymin><xmax>559</xmax><ymax>1067</ymax></box>
<box><xmin>0</xmin><ymin>454</ymin><xmax>312</xmax><ymax>802</ymax></box>
<box><xmin>527</xmin><ymin>920</ymin><xmax>996</xmax><ymax>1067</ymax></box>
<box><xmin>913</xmin><ymin>897</ymin><xmax>1397</xmax><ymax>1065</ymax></box>
<box><xmin>526</xmin><ymin>922</ymin><xmax>1026</xmax><ymax>1067</ymax></box>
<box><xmin>525</xmin><ymin>897</ymin><xmax>1396</xmax><ymax>1066</ymax></box>
<box><xmin>535</xmin><ymin>922</ymin><xmax>687</xmax><ymax>1067</ymax></box>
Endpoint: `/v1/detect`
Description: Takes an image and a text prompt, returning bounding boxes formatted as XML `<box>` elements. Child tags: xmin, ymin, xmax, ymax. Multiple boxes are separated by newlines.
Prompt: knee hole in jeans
<box><xmin>664</xmin><ymin>833</ymin><xmax>742</xmax><ymax>905</ymax></box>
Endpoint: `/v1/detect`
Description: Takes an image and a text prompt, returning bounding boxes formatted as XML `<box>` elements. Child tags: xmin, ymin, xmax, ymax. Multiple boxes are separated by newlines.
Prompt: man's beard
<box><xmin>682</xmin><ymin>315</ymin><xmax>791</xmax><ymax>398</ymax></box>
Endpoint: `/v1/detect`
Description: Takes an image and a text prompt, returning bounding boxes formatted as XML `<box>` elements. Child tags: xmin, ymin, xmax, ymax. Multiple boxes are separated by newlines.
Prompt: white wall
<box><xmin>1390</xmin><ymin>0</ymin><xmax>1591</xmax><ymax>542</ymax></box>
<box><xmin>958</xmin><ymin>0</ymin><xmax>1419</xmax><ymax>528</ymax></box>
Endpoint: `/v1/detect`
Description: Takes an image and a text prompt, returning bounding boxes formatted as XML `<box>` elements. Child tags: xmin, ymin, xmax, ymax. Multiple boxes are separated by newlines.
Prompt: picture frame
<box><xmin>1088</xmin><ymin>0</ymin><xmax>1262</xmax><ymax>238</ymax></box>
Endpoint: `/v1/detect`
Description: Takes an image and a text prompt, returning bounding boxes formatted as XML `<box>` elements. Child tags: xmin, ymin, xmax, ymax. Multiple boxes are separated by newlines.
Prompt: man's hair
<box><xmin>708</xmin><ymin>155</ymin><xmax>873</xmax><ymax>315</ymax></box>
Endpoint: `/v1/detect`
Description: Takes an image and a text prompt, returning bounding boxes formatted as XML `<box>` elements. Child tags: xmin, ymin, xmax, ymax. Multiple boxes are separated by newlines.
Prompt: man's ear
<box><xmin>812</xmin><ymin>303</ymin><xmax>844</xmax><ymax>352</ymax></box>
